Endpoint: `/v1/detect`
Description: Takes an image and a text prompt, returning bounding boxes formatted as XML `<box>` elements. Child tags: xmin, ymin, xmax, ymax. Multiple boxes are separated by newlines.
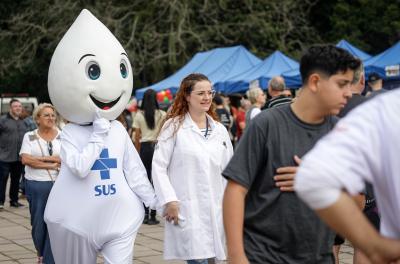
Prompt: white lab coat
<box><xmin>152</xmin><ymin>113</ymin><xmax>233</xmax><ymax>261</ymax></box>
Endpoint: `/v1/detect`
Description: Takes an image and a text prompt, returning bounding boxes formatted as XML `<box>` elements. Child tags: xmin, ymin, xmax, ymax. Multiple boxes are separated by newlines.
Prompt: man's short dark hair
<box><xmin>300</xmin><ymin>45</ymin><xmax>361</xmax><ymax>84</ymax></box>
<box><xmin>213</xmin><ymin>95</ymin><xmax>223</xmax><ymax>106</ymax></box>
<box><xmin>9</xmin><ymin>98</ymin><xmax>20</xmax><ymax>106</ymax></box>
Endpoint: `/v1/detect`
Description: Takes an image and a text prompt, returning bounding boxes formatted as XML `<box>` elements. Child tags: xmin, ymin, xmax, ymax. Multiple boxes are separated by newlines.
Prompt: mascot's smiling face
<box><xmin>48</xmin><ymin>9</ymin><xmax>133</xmax><ymax>124</ymax></box>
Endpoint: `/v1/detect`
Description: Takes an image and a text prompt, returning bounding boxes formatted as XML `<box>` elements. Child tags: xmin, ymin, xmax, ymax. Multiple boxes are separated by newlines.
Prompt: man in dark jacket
<box><xmin>0</xmin><ymin>99</ymin><xmax>28</xmax><ymax>209</ymax></box>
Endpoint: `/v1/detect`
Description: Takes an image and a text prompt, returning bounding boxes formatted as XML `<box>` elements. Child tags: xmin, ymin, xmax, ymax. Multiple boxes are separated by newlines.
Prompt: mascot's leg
<box><xmin>102</xmin><ymin>231</ymin><xmax>138</xmax><ymax>264</ymax></box>
<box><xmin>47</xmin><ymin>222</ymin><xmax>97</xmax><ymax>264</ymax></box>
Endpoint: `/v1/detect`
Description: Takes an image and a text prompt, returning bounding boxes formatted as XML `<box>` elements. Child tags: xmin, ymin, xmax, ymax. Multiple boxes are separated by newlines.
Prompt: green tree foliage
<box><xmin>0</xmin><ymin>0</ymin><xmax>399</xmax><ymax>101</ymax></box>
<box><xmin>310</xmin><ymin>0</ymin><xmax>400</xmax><ymax>53</ymax></box>
<box><xmin>328</xmin><ymin>0</ymin><xmax>400</xmax><ymax>53</ymax></box>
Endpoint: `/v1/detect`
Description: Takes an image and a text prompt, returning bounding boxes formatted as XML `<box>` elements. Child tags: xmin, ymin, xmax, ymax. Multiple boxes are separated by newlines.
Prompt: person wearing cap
<box><xmin>367</xmin><ymin>72</ymin><xmax>387</xmax><ymax>98</ymax></box>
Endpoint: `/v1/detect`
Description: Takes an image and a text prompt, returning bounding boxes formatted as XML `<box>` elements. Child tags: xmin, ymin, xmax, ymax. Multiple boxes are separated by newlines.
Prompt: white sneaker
<box><xmin>0</xmin><ymin>204</ymin><xmax>4</xmax><ymax>210</ymax></box>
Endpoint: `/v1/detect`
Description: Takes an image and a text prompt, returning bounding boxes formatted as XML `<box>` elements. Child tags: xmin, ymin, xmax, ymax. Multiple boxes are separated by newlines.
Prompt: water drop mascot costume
<box><xmin>44</xmin><ymin>9</ymin><xmax>157</xmax><ymax>263</ymax></box>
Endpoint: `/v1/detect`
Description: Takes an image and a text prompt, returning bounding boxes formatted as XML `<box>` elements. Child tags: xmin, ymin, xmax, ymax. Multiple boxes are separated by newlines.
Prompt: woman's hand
<box><xmin>49</xmin><ymin>162</ymin><xmax>60</xmax><ymax>171</ymax></box>
<box><xmin>164</xmin><ymin>201</ymin><xmax>179</xmax><ymax>225</ymax></box>
<box><xmin>41</xmin><ymin>155</ymin><xmax>61</xmax><ymax>164</ymax></box>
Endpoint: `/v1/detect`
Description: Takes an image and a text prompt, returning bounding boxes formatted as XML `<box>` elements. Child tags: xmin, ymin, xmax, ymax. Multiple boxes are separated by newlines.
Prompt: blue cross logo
<box><xmin>91</xmin><ymin>148</ymin><xmax>117</xmax><ymax>180</ymax></box>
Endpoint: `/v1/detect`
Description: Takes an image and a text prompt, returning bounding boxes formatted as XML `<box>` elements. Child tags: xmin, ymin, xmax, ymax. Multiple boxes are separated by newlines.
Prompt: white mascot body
<box><xmin>44</xmin><ymin>9</ymin><xmax>157</xmax><ymax>264</ymax></box>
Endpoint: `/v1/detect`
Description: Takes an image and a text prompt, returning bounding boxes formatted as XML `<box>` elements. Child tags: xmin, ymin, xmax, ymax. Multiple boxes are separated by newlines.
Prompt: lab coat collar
<box><xmin>182</xmin><ymin>113</ymin><xmax>216</xmax><ymax>131</ymax></box>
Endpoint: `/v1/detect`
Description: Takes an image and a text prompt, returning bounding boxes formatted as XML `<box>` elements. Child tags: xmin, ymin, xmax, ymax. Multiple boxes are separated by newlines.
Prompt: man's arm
<box><xmin>316</xmin><ymin>192</ymin><xmax>400</xmax><ymax>264</ymax></box>
<box><xmin>223</xmin><ymin>180</ymin><xmax>249</xmax><ymax>264</ymax></box>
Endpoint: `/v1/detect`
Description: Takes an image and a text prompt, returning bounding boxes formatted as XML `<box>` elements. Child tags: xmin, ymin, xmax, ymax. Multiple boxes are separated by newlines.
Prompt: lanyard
<box><xmin>204</xmin><ymin>117</ymin><xmax>209</xmax><ymax>138</ymax></box>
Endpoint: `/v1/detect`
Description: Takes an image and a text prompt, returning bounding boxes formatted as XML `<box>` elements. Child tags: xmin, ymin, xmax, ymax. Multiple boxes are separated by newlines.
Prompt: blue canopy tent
<box><xmin>135</xmin><ymin>45</ymin><xmax>261</xmax><ymax>100</ymax></box>
<box><xmin>281</xmin><ymin>68</ymin><xmax>302</xmax><ymax>89</ymax></box>
<box><xmin>223</xmin><ymin>51</ymin><xmax>299</xmax><ymax>94</ymax></box>
<box><xmin>282</xmin><ymin>40</ymin><xmax>372</xmax><ymax>88</ymax></box>
<box><xmin>336</xmin><ymin>39</ymin><xmax>372</xmax><ymax>61</ymax></box>
<box><xmin>364</xmin><ymin>41</ymin><xmax>400</xmax><ymax>81</ymax></box>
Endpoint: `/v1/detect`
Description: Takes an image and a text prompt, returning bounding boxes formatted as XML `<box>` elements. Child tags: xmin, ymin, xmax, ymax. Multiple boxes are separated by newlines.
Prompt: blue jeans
<box><xmin>187</xmin><ymin>259</ymin><xmax>209</xmax><ymax>264</ymax></box>
<box><xmin>25</xmin><ymin>179</ymin><xmax>55</xmax><ymax>264</ymax></box>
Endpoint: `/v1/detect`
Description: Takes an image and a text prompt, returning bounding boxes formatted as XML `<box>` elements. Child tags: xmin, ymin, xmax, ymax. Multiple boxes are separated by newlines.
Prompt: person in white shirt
<box><xmin>20</xmin><ymin>103</ymin><xmax>61</xmax><ymax>264</ymax></box>
<box><xmin>152</xmin><ymin>73</ymin><xmax>233</xmax><ymax>264</ymax></box>
<box><xmin>295</xmin><ymin>89</ymin><xmax>400</xmax><ymax>263</ymax></box>
<box><xmin>245</xmin><ymin>87</ymin><xmax>265</xmax><ymax>121</ymax></box>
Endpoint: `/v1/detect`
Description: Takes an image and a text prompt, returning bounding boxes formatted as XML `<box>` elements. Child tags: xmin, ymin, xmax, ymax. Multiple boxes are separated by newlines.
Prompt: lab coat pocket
<box><xmin>209</xmin><ymin>138</ymin><xmax>227</xmax><ymax>169</ymax></box>
<box><xmin>172</xmin><ymin>200</ymin><xmax>191</xmax><ymax>252</ymax></box>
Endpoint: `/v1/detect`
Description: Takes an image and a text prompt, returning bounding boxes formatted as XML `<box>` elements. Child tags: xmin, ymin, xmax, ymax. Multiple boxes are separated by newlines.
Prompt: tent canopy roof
<box><xmin>135</xmin><ymin>45</ymin><xmax>261</xmax><ymax>100</ymax></box>
<box><xmin>364</xmin><ymin>41</ymin><xmax>400</xmax><ymax>79</ymax></box>
<box><xmin>223</xmin><ymin>50</ymin><xmax>299</xmax><ymax>93</ymax></box>
<box><xmin>282</xmin><ymin>40</ymin><xmax>374</xmax><ymax>88</ymax></box>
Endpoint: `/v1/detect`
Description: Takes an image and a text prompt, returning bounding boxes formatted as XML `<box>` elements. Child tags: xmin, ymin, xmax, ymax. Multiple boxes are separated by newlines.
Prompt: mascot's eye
<box><xmin>120</xmin><ymin>59</ymin><xmax>128</xmax><ymax>79</ymax></box>
<box><xmin>86</xmin><ymin>61</ymin><xmax>101</xmax><ymax>80</ymax></box>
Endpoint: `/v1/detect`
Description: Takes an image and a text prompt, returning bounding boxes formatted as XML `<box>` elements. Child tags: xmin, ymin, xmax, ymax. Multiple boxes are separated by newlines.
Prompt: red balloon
<box><xmin>165</xmin><ymin>89</ymin><xmax>171</xmax><ymax>95</ymax></box>
<box><xmin>157</xmin><ymin>92</ymin><xmax>164</xmax><ymax>102</ymax></box>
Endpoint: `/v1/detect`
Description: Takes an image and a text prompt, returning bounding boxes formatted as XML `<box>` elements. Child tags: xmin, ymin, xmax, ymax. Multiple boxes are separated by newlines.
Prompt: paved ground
<box><xmin>0</xmin><ymin>196</ymin><xmax>355</xmax><ymax>264</ymax></box>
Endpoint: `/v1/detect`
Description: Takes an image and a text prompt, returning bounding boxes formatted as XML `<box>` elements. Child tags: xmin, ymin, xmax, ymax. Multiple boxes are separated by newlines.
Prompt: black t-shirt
<box><xmin>222</xmin><ymin>104</ymin><xmax>336</xmax><ymax>264</ymax></box>
<box><xmin>216</xmin><ymin>108</ymin><xmax>231</xmax><ymax>131</ymax></box>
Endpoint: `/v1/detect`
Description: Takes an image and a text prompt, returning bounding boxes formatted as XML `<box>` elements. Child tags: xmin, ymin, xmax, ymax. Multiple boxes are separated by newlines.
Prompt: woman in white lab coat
<box><xmin>152</xmin><ymin>73</ymin><xmax>233</xmax><ymax>264</ymax></box>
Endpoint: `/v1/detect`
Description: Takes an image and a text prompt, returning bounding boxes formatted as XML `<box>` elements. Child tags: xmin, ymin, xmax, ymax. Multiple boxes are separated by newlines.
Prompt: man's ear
<box><xmin>307</xmin><ymin>73</ymin><xmax>321</xmax><ymax>93</ymax></box>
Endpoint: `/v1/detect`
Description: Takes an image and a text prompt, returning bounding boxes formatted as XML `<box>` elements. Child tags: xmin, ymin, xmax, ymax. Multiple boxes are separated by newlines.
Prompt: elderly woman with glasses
<box><xmin>152</xmin><ymin>73</ymin><xmax>233</xmax><ymax>264</ymax></box>
<box><xmin>20</xmin><ymin>103</ymin><xmax>61</xmax><ymax>264</ymax></box>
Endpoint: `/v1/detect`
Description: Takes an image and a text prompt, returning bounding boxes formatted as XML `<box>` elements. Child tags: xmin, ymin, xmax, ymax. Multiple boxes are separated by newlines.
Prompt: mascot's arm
<box><xmin>60</xmin><ymin>117</ymin><xmax>110</xmax><ymax>178</ymax></box>
<box><xmin>123</xmin><ymin>133</ymin><xmax>157</xmax><ymax>209</ymax></box>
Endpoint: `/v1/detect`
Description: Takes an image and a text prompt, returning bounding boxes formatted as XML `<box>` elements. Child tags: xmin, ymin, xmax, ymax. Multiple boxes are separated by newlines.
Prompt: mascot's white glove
<box><xmin>89</xmin><ymin>111</ymin><xmax>111</xmax><ymax>143</ymax></box>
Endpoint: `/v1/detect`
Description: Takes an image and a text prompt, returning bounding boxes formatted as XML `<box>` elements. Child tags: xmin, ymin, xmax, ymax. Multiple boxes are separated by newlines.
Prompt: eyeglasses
<box><xmin>191</xmin><ymin>90</ymin><xmax>216</xmax><ymax>98</ymax></box>
<box><xmin>47</xmin><ymin>141</ymin><xmax>53</xmax><ymax>156</ymax></box>
<box><xmin>41</xmin><ymin>113</ymin><xmax>56</xmax><ymax>119</ymax></box>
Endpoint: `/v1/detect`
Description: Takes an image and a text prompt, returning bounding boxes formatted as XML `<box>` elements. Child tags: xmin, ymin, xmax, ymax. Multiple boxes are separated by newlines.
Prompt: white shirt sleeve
<box><xmin>122</xmin><ymin>131</ymin><xmax>157</xmax><ymax>208</ymax></box>
<box><xmin>250</xmin><ymin>107</ymin><xmax>261</xmax><ymax>119</ymax></box>
<box><xmin>60</xmin><ymin>126</ymin><xmax>105</xmax><ymax>178</ymax></box>
<box><xmin>19</xmin><ymin>132</ymin><xmax>32</xmax><ymax>155</ymax></box>
<box><xmin>295</xmin><ymin>100</ymin><xmax>381</xmax><ymax>209</ymax></box>
<box><xmin>152</xmin><ymin>120</ymin><xmax>179</xmax><ymax>207</ymax></box>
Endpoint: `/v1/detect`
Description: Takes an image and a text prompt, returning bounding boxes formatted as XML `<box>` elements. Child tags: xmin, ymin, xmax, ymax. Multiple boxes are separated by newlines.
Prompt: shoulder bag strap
<box><xmin>35</xmin><ymin>131</ymin><xmax>55</xmax><ymax>182</ymax></box>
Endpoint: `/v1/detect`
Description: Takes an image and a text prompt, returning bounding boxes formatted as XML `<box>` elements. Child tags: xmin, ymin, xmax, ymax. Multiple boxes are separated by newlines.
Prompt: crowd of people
<box><xmin>1</xmin><ymin>43</ymin><xmax>399</xmax><ymax>264</ymax></box>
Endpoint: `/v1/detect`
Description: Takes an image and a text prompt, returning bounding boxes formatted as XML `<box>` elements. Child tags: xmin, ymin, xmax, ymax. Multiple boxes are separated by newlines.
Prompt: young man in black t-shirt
<box><xmin>222</xmin><ymin>45</ymin><xmax>361</xmax><ymax>264</ymax></box>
